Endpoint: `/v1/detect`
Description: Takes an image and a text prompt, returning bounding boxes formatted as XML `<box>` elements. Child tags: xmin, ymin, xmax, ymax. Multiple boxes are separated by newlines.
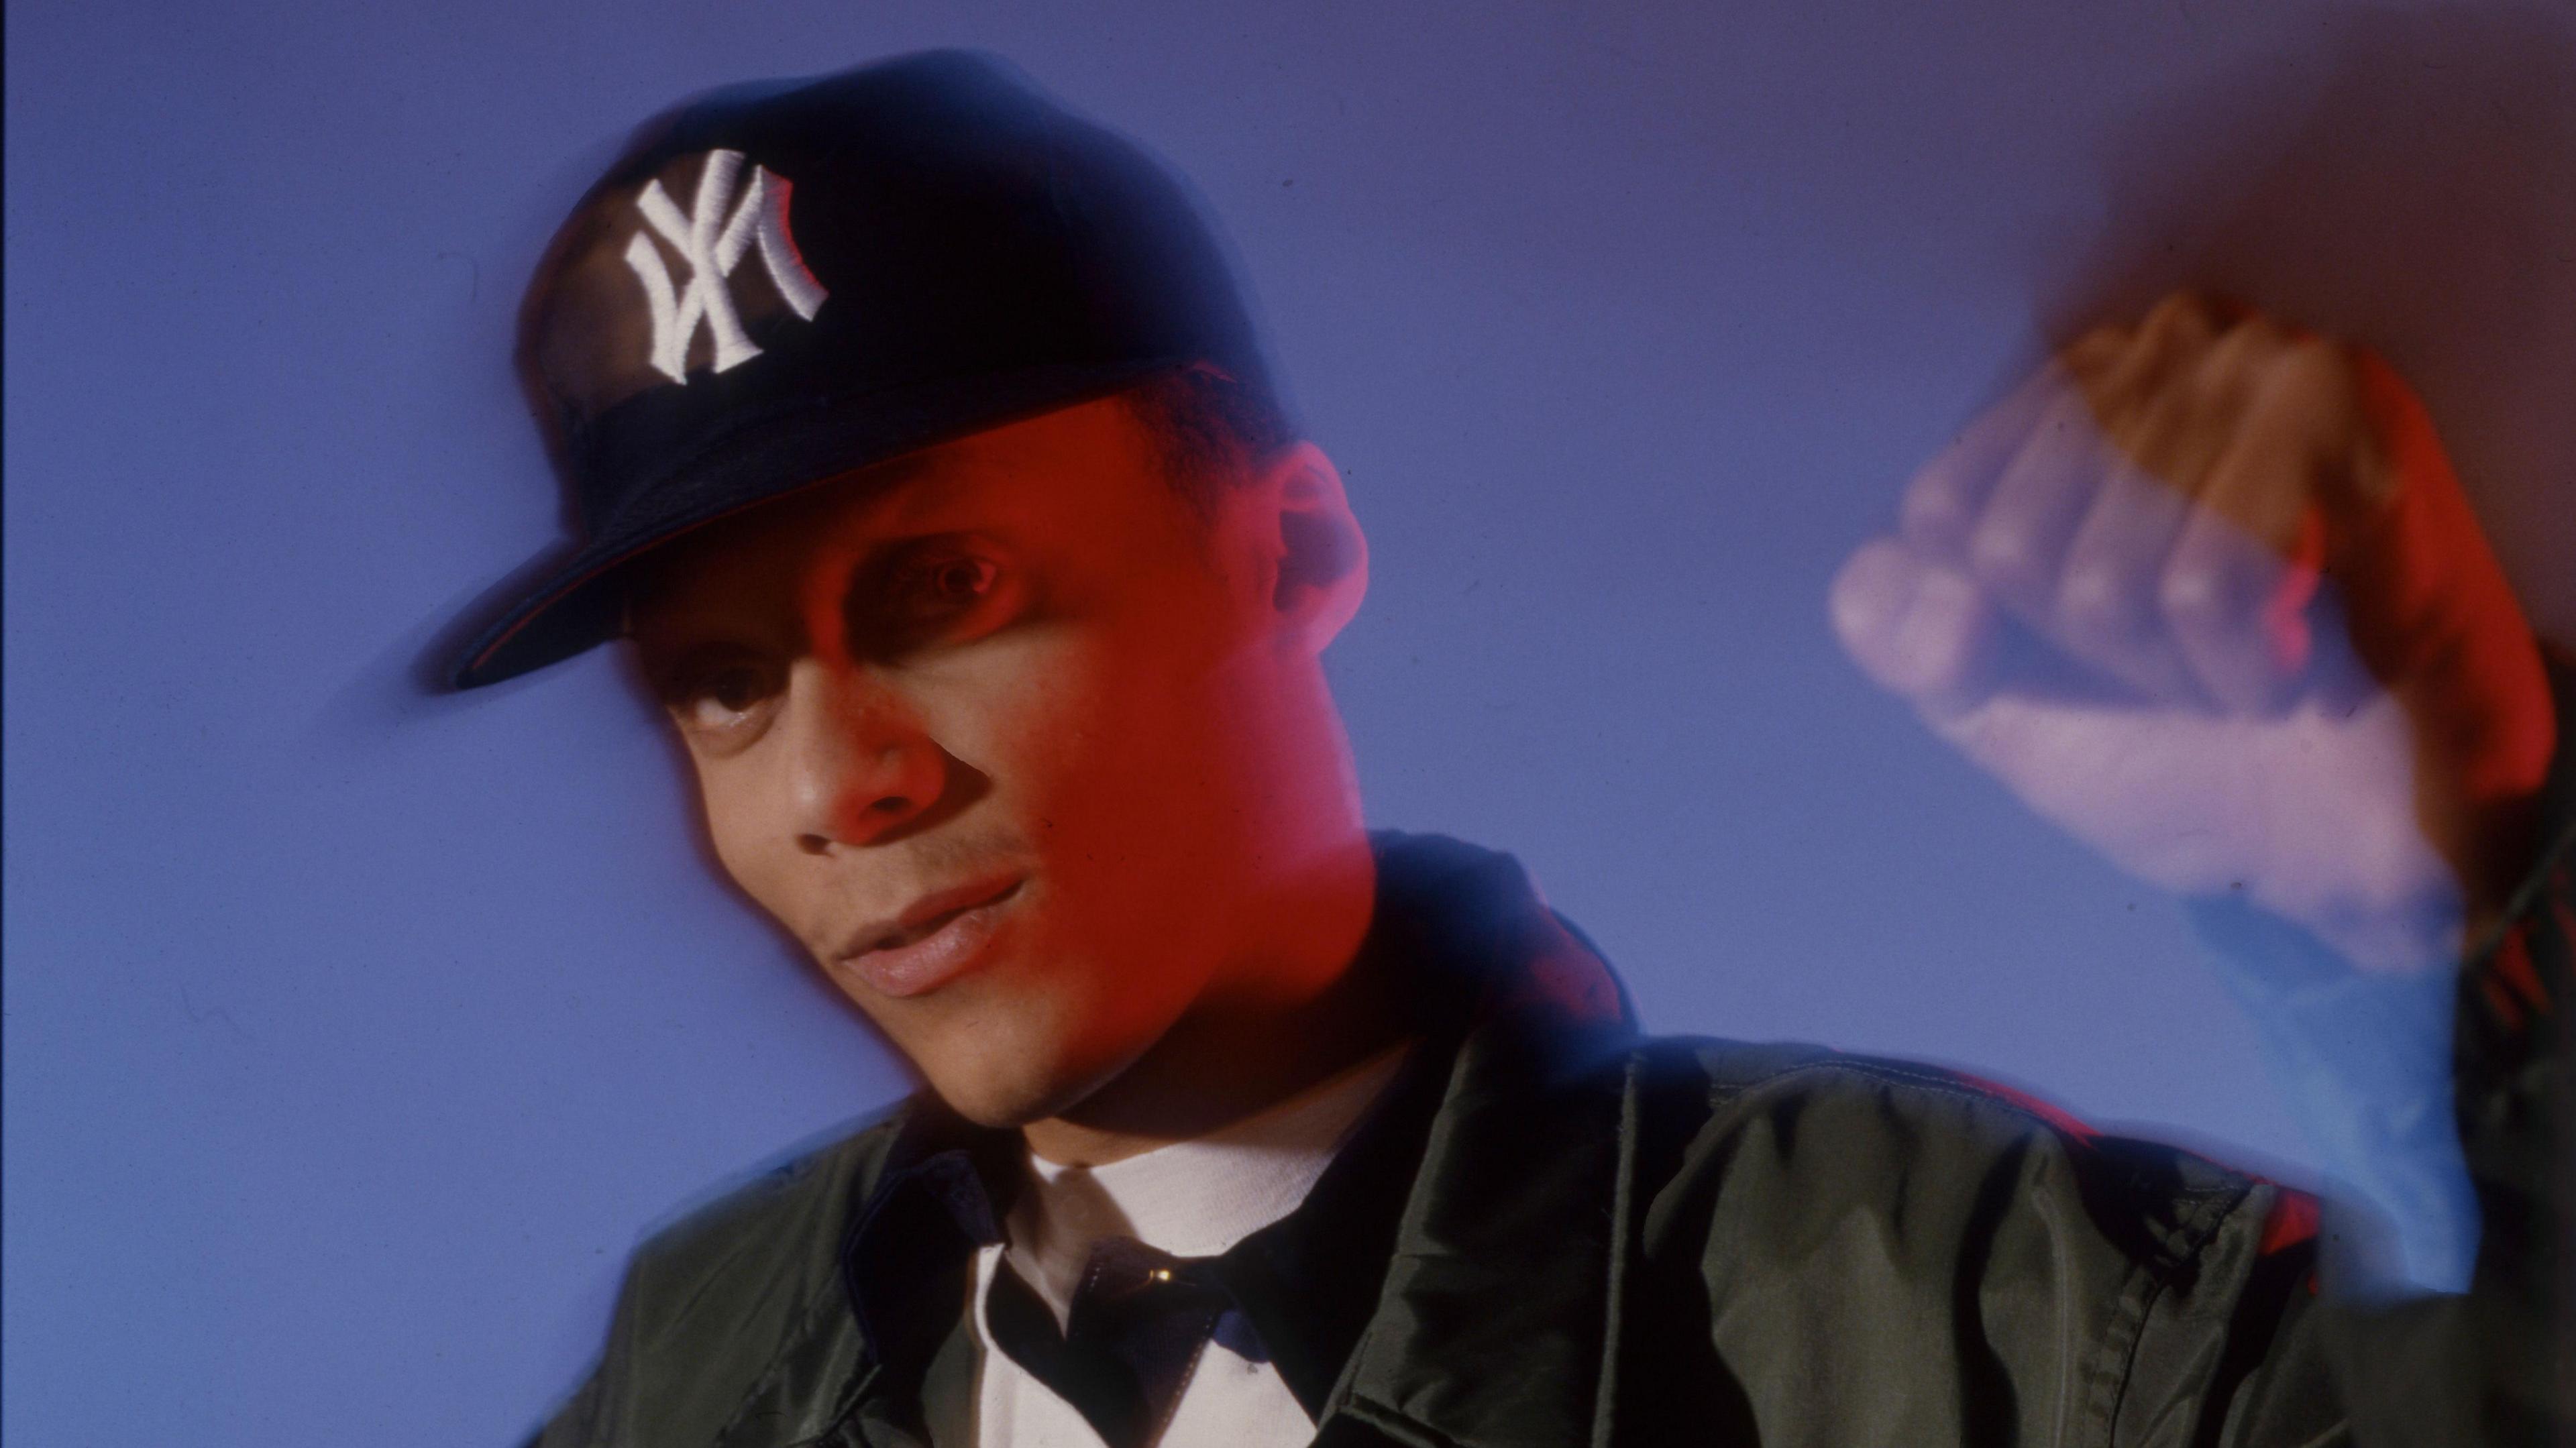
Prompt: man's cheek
<box><xmin>952</xmin><ymin>651</ymin><xmax>1129</xmax><ymax>806</ymax></box>
<box><xmin>918</xmin><ymin>636</ymin><xmax>1089</xmax><ymax>775</ymax></box>
<box><xmin>696</xmin><ymin>772</ymin><xmax>810</xmax><ymax>947</ymax></box>
<box><xmin>696</xmin><ymin>781</ymin><xmax>761</xmax><ymax>898</ymax></box>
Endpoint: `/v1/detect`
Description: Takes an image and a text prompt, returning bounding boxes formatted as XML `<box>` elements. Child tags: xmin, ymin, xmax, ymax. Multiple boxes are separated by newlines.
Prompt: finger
<box><xmin>1899</xmin><ymin>361</ymin><xmax>2068</xmax><ymax>564</ymax></box>
<box><xmin>2161</xmin><ymin>510</ymin><xmax>2319</xmax><ymax>719</ymax></box>
<box><xmin>2019</xmin><ymin>296</ymin><xmax>2233</xmax><ymax>703</ymax></box>
<box><xmin>1829</xmin><ymin>537</ymin><xmax>1998</xmax><ymax>712</ymax></box>
<box><xmin>1899</xmin><ymin>318</ymin><xmax>2135</xmax><ymax>563</ymax></box>
<box><xmin>1966</xmin><ymin>383</ymin><xmax>2116</xmax><ymax>624</ymax></box>
<box><xmin>2090</xmin><ymin>292</ymin><xmax>2228</xmax><ymax>461</ymax></box>
<box><xmin>2049</xmin><ymin>457</ymin><xmax>2204</xmax><ymax>703</ymax></box>
<box><xmin>2058</xmin><ymin>321</ymin><xmax>2135</xmax><ymax>393</ymax></box>
<box><xmin>2155</xmin><ymin>311</ymin><xmax>2299</xmax><ymax>488</ymax></box>
<box><xmin>2160</xmin><ymin>361</ymin><xmax>2337</xmax><ymax>712</ymax></box>
<box><xmin>2034</xmin><ymin>303</ymin><xmax>2275</xmax><ymax>704</ymax></box>
<box><xmin>1829</xmin><ymin>537</ymin><xmax>1928</xmax><ymax>692</ymax></box>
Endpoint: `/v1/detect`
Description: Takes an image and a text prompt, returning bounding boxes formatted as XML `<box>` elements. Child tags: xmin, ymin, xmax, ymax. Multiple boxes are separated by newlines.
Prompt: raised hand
<box><xmin>1829</xmin><ymin>292</ymin><xmax>2555</xmax><ymax>973</ymax></box>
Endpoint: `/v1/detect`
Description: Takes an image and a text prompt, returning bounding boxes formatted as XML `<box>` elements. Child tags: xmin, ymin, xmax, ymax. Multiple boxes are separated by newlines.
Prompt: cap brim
<box><xmin>446</xmin><ymin>357</ymin><xmax>1188</xmax><ymax>689</ymax></box>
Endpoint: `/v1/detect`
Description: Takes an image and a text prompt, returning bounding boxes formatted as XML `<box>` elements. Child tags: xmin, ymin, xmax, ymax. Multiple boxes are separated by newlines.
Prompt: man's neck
<box><xmin>1020</xmin><ymin>830</ymin><xmax>1399</xmax><ymax>1168</ymax></box>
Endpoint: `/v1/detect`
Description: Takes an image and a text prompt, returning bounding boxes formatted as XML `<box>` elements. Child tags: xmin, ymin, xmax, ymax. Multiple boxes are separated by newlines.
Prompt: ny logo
<box><xmin>623</xmin><ymin>150</ymin><xmax>829</xmax><ymax>384</ymax></box>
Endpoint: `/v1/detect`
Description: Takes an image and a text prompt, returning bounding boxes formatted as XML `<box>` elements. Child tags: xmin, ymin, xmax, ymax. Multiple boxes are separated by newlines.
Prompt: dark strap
<box><xmin>983</xmin><ymin>1237</ymin><xmax>1229</xmax><ymax>1448</ymax></box>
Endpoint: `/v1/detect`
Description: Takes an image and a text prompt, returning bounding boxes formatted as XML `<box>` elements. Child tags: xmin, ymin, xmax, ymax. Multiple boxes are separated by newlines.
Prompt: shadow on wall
<box><xmin>2033</xmin><ymin>3</ymin><xmax>2576</xmax><ymax>640</ymax></box>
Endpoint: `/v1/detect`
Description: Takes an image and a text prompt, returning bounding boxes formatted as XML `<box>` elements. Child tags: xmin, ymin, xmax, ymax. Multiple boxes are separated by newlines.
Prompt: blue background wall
<box><xmin>9</xmin><ymin>2</ymin><xmax>2572</xmax><ymax>1442</ymax></box>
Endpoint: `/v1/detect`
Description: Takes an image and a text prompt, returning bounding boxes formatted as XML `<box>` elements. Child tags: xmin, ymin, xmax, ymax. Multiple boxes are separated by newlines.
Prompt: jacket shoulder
<box><xmin>1617</xmin><ymin>1034</ymin><xmax>2303</xmax><ymax>1441</ymax></box>
<box><xmin>625</xmin><ymin>1107</ymin><xmax>903</xmax><ymax>1310</ymax></box>
<box><xmin>1631</xmin><ymin>1031</ymin><xmax>2262</xmax><ymax>1218</ymax></box>
<box><xmin>533</xmin><ymin>1105</ymin><xmax>912</xmax><ymax>1448</ymax></box>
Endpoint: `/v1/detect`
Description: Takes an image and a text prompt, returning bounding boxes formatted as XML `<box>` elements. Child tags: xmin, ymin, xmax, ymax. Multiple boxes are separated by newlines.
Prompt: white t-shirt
<box><xmin>965</xmin><ymin>1044</ymin><xmax>1409</xmax><ymax>1447</ymax></box>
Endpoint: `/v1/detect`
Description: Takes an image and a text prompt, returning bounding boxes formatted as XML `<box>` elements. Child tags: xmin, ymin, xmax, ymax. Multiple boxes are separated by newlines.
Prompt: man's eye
<box><xmin>913</xmin><ymin>555</ymin><xmax>998</xmax><ymax>609</ymax></box>
<box><xmin>859</xmin><ymin>546</ymin><xmax>1016</xmax><ymax>653</ymax></box>
<box><xmin>671</xmin><ymin>662</ymin><xmax>777</xmax><ymax>729</ymax></box>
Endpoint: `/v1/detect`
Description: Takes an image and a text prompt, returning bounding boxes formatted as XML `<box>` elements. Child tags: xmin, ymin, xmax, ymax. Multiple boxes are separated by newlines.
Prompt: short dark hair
<box><xmin>1124</xmin><ymin>364</ymin><xmax>1297</xmax><ymax>516</ymax></box>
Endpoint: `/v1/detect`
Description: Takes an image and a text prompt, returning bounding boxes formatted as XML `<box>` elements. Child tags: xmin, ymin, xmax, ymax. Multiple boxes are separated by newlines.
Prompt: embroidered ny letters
<box><xmin>623</xmin><ymin>150</ymin><xmax>828</xmax><ymax>384</ymax></box>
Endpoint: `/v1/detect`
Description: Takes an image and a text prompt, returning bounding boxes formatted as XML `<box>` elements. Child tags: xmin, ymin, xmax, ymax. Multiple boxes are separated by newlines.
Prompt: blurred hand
<box><xmin>1830</xmin><ymin>292</ymin><xmax>2555</xmax><ymax>972</ymax></box>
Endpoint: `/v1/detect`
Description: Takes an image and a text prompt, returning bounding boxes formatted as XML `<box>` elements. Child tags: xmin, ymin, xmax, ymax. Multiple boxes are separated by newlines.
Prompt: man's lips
<box><xmin>833</xmin><ymin>877</ymin><xmax>1025</xmax><ymax>999</ymax></box>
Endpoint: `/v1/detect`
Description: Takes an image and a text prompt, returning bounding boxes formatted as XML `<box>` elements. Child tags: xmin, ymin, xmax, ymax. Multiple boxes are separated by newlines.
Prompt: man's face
<box><xmin>630</xmin><ymin>395</ymin><xmax>1332</xmax><ymax>1127</ymax></box>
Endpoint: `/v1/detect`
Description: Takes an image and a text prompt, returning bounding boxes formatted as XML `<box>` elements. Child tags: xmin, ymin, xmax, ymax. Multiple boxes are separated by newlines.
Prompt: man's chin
<box><xmin>915</xmin><ymin>1042</ymin><xmax>1136</xmax><ymax>1132</ymax></box>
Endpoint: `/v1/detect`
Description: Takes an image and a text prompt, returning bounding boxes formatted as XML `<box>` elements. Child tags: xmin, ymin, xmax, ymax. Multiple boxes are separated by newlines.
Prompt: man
<box><xmin>451</xmin><ymin>50</ymin><xmax>2571</xmax><ymax>1447</ymax></box>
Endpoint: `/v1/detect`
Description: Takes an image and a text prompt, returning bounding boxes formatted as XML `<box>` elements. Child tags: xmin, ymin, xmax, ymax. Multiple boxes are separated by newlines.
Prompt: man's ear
<box><xmin>1259</xmin><ymin>441</ymin><xmax>1368</xmax><ymax>655</ymax></box>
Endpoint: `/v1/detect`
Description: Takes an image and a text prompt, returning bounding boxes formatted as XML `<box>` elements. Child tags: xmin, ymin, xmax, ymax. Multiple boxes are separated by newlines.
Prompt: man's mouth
<box><xmin>835</xmin><ymin>877</ymin><xmax>1026</xmax><ymax>998</ymax></box>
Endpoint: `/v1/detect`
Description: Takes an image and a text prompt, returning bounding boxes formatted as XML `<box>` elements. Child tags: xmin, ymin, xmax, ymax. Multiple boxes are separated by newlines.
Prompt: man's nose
<box><xmin>774</xmin><ymin>659</ymin><xmax>948</xmax><ymax>854</ymax></box>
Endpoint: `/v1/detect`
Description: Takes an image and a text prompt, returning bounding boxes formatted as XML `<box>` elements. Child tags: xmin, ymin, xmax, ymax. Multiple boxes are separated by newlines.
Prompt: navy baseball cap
<box><xmin>443</xmin><ymin>50</ymin><xmax>1283</xmax><ymax>688</ymax></box>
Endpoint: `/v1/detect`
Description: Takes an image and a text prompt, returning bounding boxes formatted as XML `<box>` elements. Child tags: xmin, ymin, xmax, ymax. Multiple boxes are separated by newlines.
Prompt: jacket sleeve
<box><xmin>2196</xmin><ymin>663</ymin><xmax>2576</xmax><ymax>1446</ymax></box>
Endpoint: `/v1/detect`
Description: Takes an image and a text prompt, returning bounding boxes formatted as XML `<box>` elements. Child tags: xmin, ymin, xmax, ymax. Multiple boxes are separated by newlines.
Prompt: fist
<box><xmin>1830</xmin><ymin>292</ymin><xmax>2554</xmax><ymax>972</ymax></box>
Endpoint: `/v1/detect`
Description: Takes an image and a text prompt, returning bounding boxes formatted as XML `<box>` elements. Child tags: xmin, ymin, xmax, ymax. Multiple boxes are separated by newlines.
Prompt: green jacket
<box><xmin>532</xmin><ymin>817</ymin><xmax>2572</xmax><ymax>1448</ymax></box>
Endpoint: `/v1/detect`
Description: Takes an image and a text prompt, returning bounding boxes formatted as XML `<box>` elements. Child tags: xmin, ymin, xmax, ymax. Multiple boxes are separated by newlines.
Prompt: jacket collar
<box><xmin>724</xmin><ymin>832</ymin><xmax>1641</xmax><ymax>1447</ymax></box>
<box><xmin>1314</xmin><ymin>834</ymin><xmax>1641</xmax><ymax>1448</ymax></box>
